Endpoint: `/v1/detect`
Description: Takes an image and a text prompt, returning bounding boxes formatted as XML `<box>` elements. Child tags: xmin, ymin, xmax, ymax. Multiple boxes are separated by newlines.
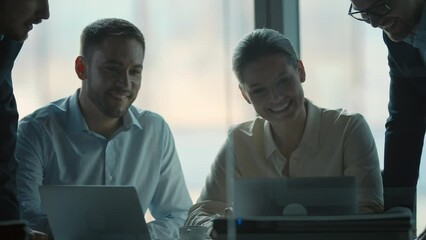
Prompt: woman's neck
<box><xmin>270</xmin><ymin>103</ymin><xmax>307</xmax><ymax>159</ymax></box>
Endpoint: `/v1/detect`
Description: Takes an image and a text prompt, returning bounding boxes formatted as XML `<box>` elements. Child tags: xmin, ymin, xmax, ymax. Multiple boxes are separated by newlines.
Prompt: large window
<box><xmin>300</xmin><ymin>0</ymin><xmax>425</xmax><ymax>232</ymax></box>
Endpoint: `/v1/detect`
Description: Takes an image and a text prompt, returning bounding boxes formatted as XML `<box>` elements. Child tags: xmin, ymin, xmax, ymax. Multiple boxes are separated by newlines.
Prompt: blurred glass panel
<box><xmin>300</xmin><ymin>0</ymin><xmax>425</xmax><ymax>233</ymax></box>
<box><xmin>13</xmin><ymin>0</ymin><xmax>254</xmax><ymax>207</ymax></box>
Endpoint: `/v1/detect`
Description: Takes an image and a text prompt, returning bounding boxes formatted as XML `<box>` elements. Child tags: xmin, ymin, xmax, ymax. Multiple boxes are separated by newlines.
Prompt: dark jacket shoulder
<box><xmin>0</xmin><ymin>37</ymin><xmax>23</xmax><ymax>83</ymax></box>
<box><xmin>383</xmin><ymin>32</ymin><xmax>426</xmax><ymax>78</ymax></box>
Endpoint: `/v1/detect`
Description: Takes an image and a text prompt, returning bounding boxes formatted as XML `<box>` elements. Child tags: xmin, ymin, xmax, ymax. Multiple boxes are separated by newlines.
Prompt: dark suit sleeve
<box><xmin>382</xmin><ymin>32</ymin><xmax>426</xmax><ymax>211</ymax></box>
<box><xmin>0</xmin><ymin>37</ymin><xmax>23</xmax><ymax>221</ymax></box>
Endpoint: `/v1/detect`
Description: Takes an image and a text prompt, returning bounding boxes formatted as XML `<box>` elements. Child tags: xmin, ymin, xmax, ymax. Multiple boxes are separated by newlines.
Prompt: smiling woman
<box><xmin>239</xmin><ymin>55</ymin><xmax>306</xmax><ymax>127</ymax></box>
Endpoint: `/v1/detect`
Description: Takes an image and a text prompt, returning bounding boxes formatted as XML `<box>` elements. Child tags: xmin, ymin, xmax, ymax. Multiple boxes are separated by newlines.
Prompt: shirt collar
<box><xmin>404</xmin><ymin>2</ymin><xmax>426</xmax><ymax>49</ymax></box>
<box><xmin>264</xmin><ymin>120</ymin><xmax>276</xmax><ymax>159</ymax></box>
<box><xmin>124</xmin><ymin>106</ymin><xmax>143</xmax><ymax>130</ymax></box>
<box><xmin>67</xmin><ymin>90</ymin><xmax>89</xmax><ymax>133</ymax></box>
<box><xmin>298</xmin><ymin>99</ymin><xmax>321</xmax><ymax>151</ymax></box>
<box><xmin>263</xmin><ymin>99</ymin><xmax>320</xmax><ymax>159</ymax></box>
<box><xmin>67</xmin><ymin>89</ymin><xmax>142</xmax><ymax>133</ymax></box>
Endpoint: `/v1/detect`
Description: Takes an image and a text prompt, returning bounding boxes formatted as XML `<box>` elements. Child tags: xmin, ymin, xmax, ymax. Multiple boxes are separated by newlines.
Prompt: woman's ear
<box><xmin>239</xmin><ymin>84</ymin><xmax>252</xmax><ymax>104</ymax></box>
<box><xmin>75</xmin><ymin>56</ymin><xmax>86</xmax><ymax>80</ymax></box>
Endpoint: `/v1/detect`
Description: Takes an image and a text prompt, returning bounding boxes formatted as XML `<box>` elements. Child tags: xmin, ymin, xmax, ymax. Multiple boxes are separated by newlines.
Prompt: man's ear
<box><xmin>297</xmin><ymin>60</ymin><xmax>306</xmax><ymax>83</ymax></box>
<box><xmin>239</xmin><ymin>84</ymin><xmax>252</xmax><ymax>104</ymax></box>
<box><xmin>75</xmin><ymin>56</ymin><xmax>86</xmax><ymax>80</ymax></box>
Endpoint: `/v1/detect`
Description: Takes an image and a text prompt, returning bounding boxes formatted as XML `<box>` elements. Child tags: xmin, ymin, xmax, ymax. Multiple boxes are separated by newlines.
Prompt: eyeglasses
<box><xmin>348</xmin><ymin>1</ymin><xmax>391</xmax><ymax>22</ymax></box>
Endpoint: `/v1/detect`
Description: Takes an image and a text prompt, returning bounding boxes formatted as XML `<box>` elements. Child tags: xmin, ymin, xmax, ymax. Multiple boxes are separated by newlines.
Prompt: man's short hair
<box><xmin>232</xmin><ymin>28</ymin><xmax>299</xmax><ymax>83</ymax></box>
<box><xmin>80</xmin><ymin>18</ymin><xmax>145</xmax><ymax>59</ymax></box>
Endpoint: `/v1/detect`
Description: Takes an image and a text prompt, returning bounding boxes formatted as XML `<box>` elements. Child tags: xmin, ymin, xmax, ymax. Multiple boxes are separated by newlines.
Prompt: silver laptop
<box><xmin>233</xmin><ymin>176</ymin><xmax>357</xmax><ymax>217</ymax></box>
<box><xmin>39</xmin><ymin>185</ymin><xmax>151</xmax><ymax>240</ymax></box>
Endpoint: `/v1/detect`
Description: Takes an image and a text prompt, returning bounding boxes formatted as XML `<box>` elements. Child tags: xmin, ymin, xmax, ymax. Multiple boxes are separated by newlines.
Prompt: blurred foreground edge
<box><xmin>0</xmin><ymin>220</ymin><xmax>29</xmax><ymax>240</ymax></box>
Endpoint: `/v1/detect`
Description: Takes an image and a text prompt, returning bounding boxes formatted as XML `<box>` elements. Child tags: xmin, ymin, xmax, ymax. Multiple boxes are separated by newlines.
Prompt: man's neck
<box><xmin>86</xmin><ymin>115</ymin><xmax>122</xmax><ymax>139</ymax></box>
<box><xmin>78</xmin><ymin>96</ymin><xmax>123</xmax><ymax>139</ymax></box>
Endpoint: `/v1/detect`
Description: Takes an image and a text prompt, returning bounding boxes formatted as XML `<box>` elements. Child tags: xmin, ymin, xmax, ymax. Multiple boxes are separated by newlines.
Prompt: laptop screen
<box><xmin>39</xmin><ymin>185</ymin><xmax>151</xmax><ymax>240</ymax></box>
<box><xmin>233</xmin><ymin>176</ymin><xmax>357</xmax><ymax>217</ymax></box>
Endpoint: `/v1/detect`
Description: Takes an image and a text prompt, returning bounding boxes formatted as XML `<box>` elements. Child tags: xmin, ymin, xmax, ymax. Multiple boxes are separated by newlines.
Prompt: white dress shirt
<box><xmin>185</xmin><ymin>99</ymin><xmax>383</xmax><ymax>231</ymax></box>
<box><xmin>16</xmin><ymin>90</ymin><xmax>192</xmax><ymax>240</ymax></box>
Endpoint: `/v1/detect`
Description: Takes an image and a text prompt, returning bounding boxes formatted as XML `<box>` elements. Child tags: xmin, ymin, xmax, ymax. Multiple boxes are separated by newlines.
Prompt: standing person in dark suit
<box><xmin>0</xmin><ymin>0</ymin><xmax>49</xmax><ymax>239</ymax></box>
<box><xmin>348</xmin><ymin>0</ymin><xmax>426</xmax><ymax>237</ymax></box>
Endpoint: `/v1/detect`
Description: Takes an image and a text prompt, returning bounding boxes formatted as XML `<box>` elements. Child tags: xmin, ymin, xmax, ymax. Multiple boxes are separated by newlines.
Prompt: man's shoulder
<box><xmin>128</xmin><ymin>106</ymin><xmax>168</xmax><ymax>126</ymax></box>
<box><xmin>20</xmin><ymin>96</ymin><xmax>71</xmax><ymax>126</ymax></box>
<box><xmin>0</xmin><ymin>37</ymin><xmax>23</xmax><ymax>66</ymax></box>
<box><xmin>383</xmin><ymin>32</ymin><xmax>426</xmax><ymax>78</ymax></box>
<box><xmin>0</xmin><ymin>36</ymin><xmax>23</xmax><ymax>56</ymax></box>
<box><xmin>0</xmin><ymin>37</ymin><xmax>23</xmax><ymax>82</ymax></box>
<box><xmin>382</xmin><ymin>32</ymin><xmax>419</xmax><ymax>58</ymax></box>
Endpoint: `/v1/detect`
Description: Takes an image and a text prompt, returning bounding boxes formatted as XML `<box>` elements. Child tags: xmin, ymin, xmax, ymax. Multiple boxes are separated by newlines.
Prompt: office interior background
<box><xmin>13</xmin><ymin>0</ymin><xmax>425</xmax><ymax>231</ymax></box>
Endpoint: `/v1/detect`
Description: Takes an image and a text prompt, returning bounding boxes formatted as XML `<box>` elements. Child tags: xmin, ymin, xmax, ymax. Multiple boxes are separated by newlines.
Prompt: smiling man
<box><xmin>1</xmin><ymin>0</ymin><xmax>49</xmax><ymax>232</ymax></box>
<box><xmin>185</xmin><ymin>29</ymin><xmax>384</xmax><ymax>238</ymax></box>
<box><xmin>348</xmin><ymin>0</ymin><xmax>426</xmax><ymax>219</ymax></box>
<box><xmin>14</xmin><ymin>18</ymin><xmax>192</xmax><ymax>240</ymax></box>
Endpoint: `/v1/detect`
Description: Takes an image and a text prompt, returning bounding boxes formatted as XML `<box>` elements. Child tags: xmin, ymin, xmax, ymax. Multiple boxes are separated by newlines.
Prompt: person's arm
<box><xmin>0</xmin><ymin>37</ymin><xmax>23</xmax><ymax>221</ymax></box>
<box><xmin>342</xmin><ymin>113</ymin><xmax>384</xmax><ymax>213</ymax></box>
<box><xmin>0</xmin><ymin>72</ymin><xmax>20</xmax><ymax>221</ymax></box>
<box><xmin>146</xmin><ymin>121</ymin><xmax>192</xmax><ymax>240</ymax></box>
<box><xmin>383</xmin><ymin>33</ymin><xmax>425</xmax><ymax>211</ymax></box>
<box><xmin>15</xmin><ymin>117</ymin><xmax>52</xmax><ymax>237</ymax></box>
<box><xmin>185</xmin><ymin>140</ymin><xmax>232</xmax><ymax>235</ymax></box>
